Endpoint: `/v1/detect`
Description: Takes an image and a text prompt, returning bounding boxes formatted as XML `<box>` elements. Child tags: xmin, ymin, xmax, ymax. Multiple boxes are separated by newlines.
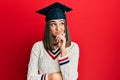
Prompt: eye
<box><xmin>50</xmin><ymin>23</ymin><xmax>56</xmax><ymax>27</ymax></box>
<box><xmin>59</xmin><ymin>22</ymin><xmax>64</xmax><ymax>26</ymax></box>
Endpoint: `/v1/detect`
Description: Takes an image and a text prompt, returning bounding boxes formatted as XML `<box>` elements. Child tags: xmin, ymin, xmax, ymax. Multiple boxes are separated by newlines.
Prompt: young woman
<box><xmin>27</xmin><ymin>2</ymin><xmax>80</xmax><ymax>80</ymax></box>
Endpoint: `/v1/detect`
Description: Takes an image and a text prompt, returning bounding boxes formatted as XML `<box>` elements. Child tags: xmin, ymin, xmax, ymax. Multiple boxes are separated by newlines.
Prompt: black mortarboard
<box><xmin>36</xmin><ymin>2</ymin><xmax>72</xmax><ymax>21</ymax></box>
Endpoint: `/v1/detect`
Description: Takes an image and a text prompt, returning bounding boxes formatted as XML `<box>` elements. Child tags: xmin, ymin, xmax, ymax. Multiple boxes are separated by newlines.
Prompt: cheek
<box><xmin>50</xmin><ymin>27</ymin><xmax>56</xmax><ymax>33</ymax></box>
<box><xmin>61</xmin><ymin>26</ymin><xmax>65</xmax><ymax>32</ymax></box>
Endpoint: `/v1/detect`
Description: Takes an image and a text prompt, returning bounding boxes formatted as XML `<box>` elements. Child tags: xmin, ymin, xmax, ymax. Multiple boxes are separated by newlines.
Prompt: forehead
<box><xmin>49</xmin><ymin>19</ymin><xmax>65</xmax><ymax>22</ymax></box>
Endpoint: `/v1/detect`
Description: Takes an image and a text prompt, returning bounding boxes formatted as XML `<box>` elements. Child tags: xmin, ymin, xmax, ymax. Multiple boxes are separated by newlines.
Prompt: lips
<box><xmin>55</xmin><ymin>31</ymin><xmax>62</xmax><ymax>34</ymax></box>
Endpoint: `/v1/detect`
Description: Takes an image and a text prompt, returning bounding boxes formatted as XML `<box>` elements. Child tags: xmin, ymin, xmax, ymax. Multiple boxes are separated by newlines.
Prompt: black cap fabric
<box><xmin>36</xmin><ymin>2</ymin><xmax>72</xmax><ymax>21</ymax></box>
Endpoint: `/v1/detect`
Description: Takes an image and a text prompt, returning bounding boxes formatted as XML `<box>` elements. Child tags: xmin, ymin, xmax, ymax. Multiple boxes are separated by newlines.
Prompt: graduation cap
<box><xmin>36</xmin><ymin>2</ymin><xmax>72</xmax><ymax>21</ymax></box>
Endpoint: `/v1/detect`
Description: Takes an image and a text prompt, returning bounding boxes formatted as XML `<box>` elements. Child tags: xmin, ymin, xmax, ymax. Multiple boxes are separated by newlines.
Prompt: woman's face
<box><xmin>49</xmin><ymin>19</ymin><xmax>65</xmax><ymax>37</ymax></box>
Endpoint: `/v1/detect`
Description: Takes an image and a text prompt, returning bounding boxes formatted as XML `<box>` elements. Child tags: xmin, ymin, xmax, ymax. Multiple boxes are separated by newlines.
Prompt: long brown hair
<box><xmin>43</xmin><ymin>20</ymin><xmax>71</xmax><ymax>50</ymax></box>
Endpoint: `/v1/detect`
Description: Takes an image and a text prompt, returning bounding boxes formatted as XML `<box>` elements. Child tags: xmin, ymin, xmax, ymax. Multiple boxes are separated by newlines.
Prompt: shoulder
<box><xmin>66</xmin><ymin>41</ymin><xmax>80</xmax><ymax>57</ymax></box>
<box><xmin>30</xmin><ymin>41</ymin><xmax>44</xmax><ymax>56</ymax></box>
<box><xmin>32</xmin><ymin>41</ymin><xmax>43</xmax><ymax>48</ymax></box>
<box><xmin>70</xmin><ymin>41</ymin><xmax>79</xmax><ymax>49</ymax></box>
<box><xmin>31</xmin><ymin>40</ymin><xmax>44</xmax><ymax>51</ymax></box>
<box><xmin>66</xmin><ymin>41</ymin><xmax>80</xmax><ymax>53</ymax></box>
<box><xmin>71</xmin><ymin>42</ymin><xmax>79</xmax><ymax>47</ymax></box>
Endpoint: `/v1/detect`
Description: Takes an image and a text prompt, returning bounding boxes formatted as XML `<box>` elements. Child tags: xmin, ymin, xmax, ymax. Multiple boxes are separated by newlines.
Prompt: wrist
<box><xmin>61</xmin><ymin>50</ymin><xmax>66</xmax><ymax>57</ymax></box>
<box><xmin>47</xmin><ymin>74</ymin><xmax>51</xmax><ymax>80</ymax></box>
<box><xmin>60</xmin><ymin>43</ymin><xmax>66</xmax><ymax>50</ymax></box>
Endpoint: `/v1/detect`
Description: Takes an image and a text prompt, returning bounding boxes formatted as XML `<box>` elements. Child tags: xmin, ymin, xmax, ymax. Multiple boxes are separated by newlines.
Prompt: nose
<box><xmin>56</xmin><ymin>25</ymin><xmax>61</xmax><ymax>31</ymax></box>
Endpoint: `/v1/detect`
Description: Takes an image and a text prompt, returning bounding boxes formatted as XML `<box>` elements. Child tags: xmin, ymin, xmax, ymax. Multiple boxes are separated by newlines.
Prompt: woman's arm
<box><xmin>56</xmin><ymin>33</ymin><xmax>80</xmax><ymax>80</ymax></box>
<box><xmin>27</xmin><ymin>42</ymin><xmax>48</xmax><ymax>80</ymax></box>
<box><xmin>58</xmin><ymin>43</ymin><xmax>80</xmax><ymax>80</ymax></box>
<box><xmin>27</xmin><ymin>42</ymin><xmax>63</xmax><ymax>80</ymax></box>
<box><xmin>48</xmin><ymin>72</ymin><xmax>63</xmax><ymax>80</ymax></box>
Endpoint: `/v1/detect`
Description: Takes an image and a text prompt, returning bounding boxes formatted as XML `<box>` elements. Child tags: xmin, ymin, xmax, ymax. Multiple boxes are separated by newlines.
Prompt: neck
<box><xmin>51</xmin><ymin>35</ymin><xmax>59</xmax><ymax>50</ymax></box>
<box><xmin>52</xmin><ymin>45</ymin><xmax>58</xmax><ymax>50</ymax></box>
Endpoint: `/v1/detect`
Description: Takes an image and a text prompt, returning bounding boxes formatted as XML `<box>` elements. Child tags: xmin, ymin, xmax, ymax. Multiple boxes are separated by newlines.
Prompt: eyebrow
<box><xmin>59</xmin><ymin>20</ymin><xmax>64</xmax><ymax>22</ymax></box>
<box><xmin>50</xmin><ymin>21</ymin><xmax>55</xmax><ymax>22</ymax></box>
<box><xmin>50</xmin><ymin>20</ymin><xmax>65</xmax><ymax>22</ymax></box>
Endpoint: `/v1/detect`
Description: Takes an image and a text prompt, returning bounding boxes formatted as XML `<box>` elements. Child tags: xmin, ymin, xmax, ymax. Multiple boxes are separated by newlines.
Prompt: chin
<box><xmin>53</xmin><ymin>33</ymin><xmax>58</xmax><ymax>36</ymax></box>
<box><xmin>52</xmin><ymin>34</ymin><xmax>57</xmax><ymax>37</ymax></box>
